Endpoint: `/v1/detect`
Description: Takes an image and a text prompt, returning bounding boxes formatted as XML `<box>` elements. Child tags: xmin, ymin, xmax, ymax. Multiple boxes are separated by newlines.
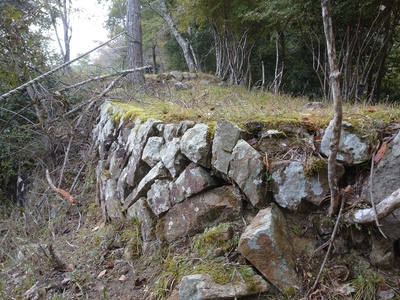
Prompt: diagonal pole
<box><xmin>0</xmin><ymin>31</ymin><xmax>126</xmax><ymax>101</ymax></box>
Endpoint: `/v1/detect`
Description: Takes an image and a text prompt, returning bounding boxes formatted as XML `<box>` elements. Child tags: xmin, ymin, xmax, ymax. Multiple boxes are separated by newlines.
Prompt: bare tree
<box><xmin>48</xmin><ymin>0</ymin><xmax>73</xmax><ymax>74</ymax></box>
<box><xmin>321</xmin><ymin>0</ymin><xmax>343</xmax><ymax>215</ymax></box>
<box><xmin>126</xmin><ymin>0</ymin><xmax>145</xmax><ymax>84</ymax></box>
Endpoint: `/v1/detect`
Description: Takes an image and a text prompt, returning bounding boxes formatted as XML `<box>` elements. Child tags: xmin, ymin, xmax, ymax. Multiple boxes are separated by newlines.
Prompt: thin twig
<box><xmin>58</xmin><ymin>135</ymin><xmax>73</xmax><ymax>188</ymax></box>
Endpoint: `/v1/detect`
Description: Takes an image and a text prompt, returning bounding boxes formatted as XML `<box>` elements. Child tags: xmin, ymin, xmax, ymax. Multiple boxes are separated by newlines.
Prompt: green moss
<box><xmin>191</xmin><ymin>222</ymin><xmax>237</xmax><ymax>257</ymax></box>
<box><xmin>152</xmin><ymin>222</ymin><xmax>259</xmax><ymax>298</ymax></box>
<box><xmin>108</xmin><ymin>102</ymin><xmax>150</xmax><ymax>124</ymax></box>
<box><xmin>206</xmin><ymin>121</ymin><xmax>217</xmax><ymax>142</ymax></box>
<box><xmin>304</xmin><ymin>156</ymin><xmax>327</xmax><ymax>177</ymax></box>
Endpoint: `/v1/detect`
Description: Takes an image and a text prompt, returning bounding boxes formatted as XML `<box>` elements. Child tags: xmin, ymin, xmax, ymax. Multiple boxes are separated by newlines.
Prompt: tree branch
<box><xmin>344</xmin><ymin>188</ymin><xmax>400</xmax><ymax>224</ymax></box>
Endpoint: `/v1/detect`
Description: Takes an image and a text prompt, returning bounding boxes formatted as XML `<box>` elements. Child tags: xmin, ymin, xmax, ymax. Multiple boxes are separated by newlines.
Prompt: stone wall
<box><xmin>93</xmin><ymin>101</ymin><xmax>400</xmax><ymax>298</ymax></box>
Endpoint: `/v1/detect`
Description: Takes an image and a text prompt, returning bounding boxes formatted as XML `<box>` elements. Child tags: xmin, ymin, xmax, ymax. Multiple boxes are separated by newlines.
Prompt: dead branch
<box><xmin>46</xmin><ymin>169</ymin><xmax>76</xmax><ymax>205</ymax></box>
<box><xmin>0</xmin><ymin>32</ymin><xmax>126</xmax><ymax>101</ymax></box>
<box><xmin>57</xmin><ymin>65</ymin><xmax>152</xmax><ymax>93</ymax></box>
<box><xmin>343</xmin><ymin>188</ymin><xmax>400</xmax><ymax>224</ymax></box>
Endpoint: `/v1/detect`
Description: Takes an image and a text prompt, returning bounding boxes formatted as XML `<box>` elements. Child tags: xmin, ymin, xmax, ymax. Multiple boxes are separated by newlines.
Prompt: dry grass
<box><xmin>106</xmin><ymin>73</ymin><xmax>400</xmax><ymax>136</ymax></box>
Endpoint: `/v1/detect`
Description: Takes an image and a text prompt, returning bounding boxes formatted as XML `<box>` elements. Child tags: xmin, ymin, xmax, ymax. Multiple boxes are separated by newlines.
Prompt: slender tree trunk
<box><xmin>157</xmin><ymin>0</ymin><xmax>197</xmax><ymax>72</ymax></box>
<box><xmin>151</xmin><ymin>44</ymin><xmax>157</xmax><ymax>74</ymax></box>
<box><xmin>321</xmin><ymin>0</ymin><xmax>343</xmax><ymax>216</ymax></box>
<box><xmin>126</xmin><ymin>0</ymin><xmax>145</xmax><ymax>84</ymax></box>
<box><xmin>48</xmin><ymin>0</ymin><xmax>72</xmax><ymax>74</ymax></box>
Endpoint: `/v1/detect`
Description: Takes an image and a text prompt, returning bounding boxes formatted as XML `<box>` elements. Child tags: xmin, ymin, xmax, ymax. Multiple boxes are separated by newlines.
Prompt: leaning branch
<box><xmin>0</xmin><ymin>31</ymin><xmax>126</xmax><ymax>101</ymax></box>
<box><xmin>344</xmin><ymin>188</ymin><xmax>400</xmax><ymax>223</ymax></box>
<box><xmin>57</xmin><ymin>66</ymin><xmax>152</xmax><ymax>92</ymax></box>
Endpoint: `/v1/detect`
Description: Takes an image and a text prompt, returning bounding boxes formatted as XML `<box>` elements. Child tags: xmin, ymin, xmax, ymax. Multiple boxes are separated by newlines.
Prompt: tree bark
<box><xmin>157</xmin><ymin>0</ymin><xmax>197</xmax><ymax>72</ymax></box>
<box><xmin>126</xmin><ymin>0</ymin><xmax>145</xmax><ymax>84</ymax></box>
<box><xmin>321</xmin><ymin>0</ymin><xmax>343</xmax><ymax>215</ymax></box>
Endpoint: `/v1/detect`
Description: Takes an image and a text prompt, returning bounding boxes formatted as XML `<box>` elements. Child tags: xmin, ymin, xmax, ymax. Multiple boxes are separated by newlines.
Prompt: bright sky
<box><xmin>51</xmin><ymin>0</ymin><xmax>110</xmax><ymax>60</ymax></box>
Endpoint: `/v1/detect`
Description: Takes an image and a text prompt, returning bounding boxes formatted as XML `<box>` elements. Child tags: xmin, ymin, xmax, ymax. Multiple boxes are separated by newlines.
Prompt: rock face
<box><xmin>320</xmin><ymin>120</ymin><xmax>371</xmax><ymax>164</ymax></box>
<box><xmin>170</xmin><ymin>163</ymin><xmax>217</xmax><ymax>205</ymax></box>
<box><xmin>158</xmin><ymin>186</ymin><xmax>241</xmax><ymax>243</ymax></box>
<box><xmin>238</xmin><ymin>204</ymin><xmax>301</xmax><ymax>292</ymax></box>
<box><xmin>229</xmin><ymin>140</ymin><xmax>267</xmax><ymax>208</ymax></box>
<box><xmin>92</xmin><ymin>102</ymin><xmax>390</xmax><ymax>296</ymax></box>
<box><xmin>362</xmin><ymin>130</ymin><xmax>400</xmax><ymax>239</ymax></box>
<box><xmin>270</xmin><ymin>160</ymin><xmax>344</xmax><ymax>209</ymax></box>
<box><xmin>180</xmin><ymin>124</ymin><xmax>211</xmax><ymax>168</ymax></box>
<box><xmin>179</xmin><ymin>274</ymin><xmax>269</xmax><ymax>300</ymax></box>
<box><xmin>212</xmin><ymin>119</ymin><xmax>245</xmax><ymax>177</ymax></box>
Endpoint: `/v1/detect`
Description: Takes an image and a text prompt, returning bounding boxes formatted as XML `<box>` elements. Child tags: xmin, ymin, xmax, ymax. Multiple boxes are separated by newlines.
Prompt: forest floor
<box><xmin>1</xmin><ymin>73</ymin><xmax>400</xmax><ymax>299</ymax></box>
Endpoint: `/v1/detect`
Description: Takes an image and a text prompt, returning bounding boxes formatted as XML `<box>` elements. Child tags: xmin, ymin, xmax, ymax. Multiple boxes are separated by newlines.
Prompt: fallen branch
<box><xmin>343</xmin><ymin>188</ymin><xmax>400</xmax><ymax>224</ymax></box>
<box><xmin>46</xmin><ymin>169</ymin><xmax>76</xmax><ymax>205</ymax></box>
<box><xmin>57</xmin><ymin>66</ymin><xmax>152</xmax><ymax>93</ymax></box>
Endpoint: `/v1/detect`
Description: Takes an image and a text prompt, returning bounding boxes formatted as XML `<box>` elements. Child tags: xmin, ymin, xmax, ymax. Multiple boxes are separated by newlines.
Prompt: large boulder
<box><xmin>228</xmin><ymin>139</ymin><xmax>267</xmax><ymax>208</ymax></box>
<box><xmin>180</xmin><ymin>124</ymin><xmax>212</xmax><ymax>168</ymax></box>
<box><xmin>238</xmin><ymin>204</ymin><xmax>301</xmax><ymax>293</ymax></box>
<box><xmin>178</xmin><ymin>274</ymin><xmax>269</xmax><ymax>300</ymax></box>
<box><xmin>362</xmin><ymin>130</ymin><xmax>400</xmax><ymax>239</ymax></box>
<box><xmin>320</xmin><ymin>120</ymin><xmax>371</xmax><ymax>165</ymax></box>
<box><xmin>158</xmin><ymin>186</ymin><xmax>242</xmax><ymax>242</ymax></box>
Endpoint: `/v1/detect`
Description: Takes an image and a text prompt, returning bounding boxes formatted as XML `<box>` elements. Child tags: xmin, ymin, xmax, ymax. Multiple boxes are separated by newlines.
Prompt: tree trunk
<box><xmin>157</xmin><ymin>0</ymin><xmax>197</xmax><ymax>72</ymax></box>
<box><xmin>126</xmin><ymin>0</ymin><xmax>145</xmax><ymax>84</ymax></box>
<box><xmin>48</xmin><ymin>0</ymin><xmax>72</xmax><ymax>74</ymax></box>
<box><xmin>321</xmin><ymin>0</ymin><xmax>343</xmax><ymax>215</ymax></box>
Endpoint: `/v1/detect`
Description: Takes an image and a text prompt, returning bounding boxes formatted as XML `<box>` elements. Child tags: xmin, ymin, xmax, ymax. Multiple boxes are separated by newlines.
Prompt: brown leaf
<box><xmin>105</xmin><ymin>263</ymin><xmax>114</xmax><ymax>269</ymax></box>
<box><xmin>374</xmin><ymin>141</ymin><xmax>387</xmax><ymax>164</ymax></box>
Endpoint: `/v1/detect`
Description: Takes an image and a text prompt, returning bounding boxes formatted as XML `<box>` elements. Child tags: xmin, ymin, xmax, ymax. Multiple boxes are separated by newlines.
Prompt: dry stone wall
<box><xmin>93</xmin><ymin>101</ymin><xmax>400</xmax><ymax>298</ymax></box>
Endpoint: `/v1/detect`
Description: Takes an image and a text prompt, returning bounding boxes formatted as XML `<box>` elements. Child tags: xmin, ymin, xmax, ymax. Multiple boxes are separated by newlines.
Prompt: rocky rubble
<box><xmin>93</xmin><ymin>101</ymin><xmax>400</xmax><ymax>299</ymax></box>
